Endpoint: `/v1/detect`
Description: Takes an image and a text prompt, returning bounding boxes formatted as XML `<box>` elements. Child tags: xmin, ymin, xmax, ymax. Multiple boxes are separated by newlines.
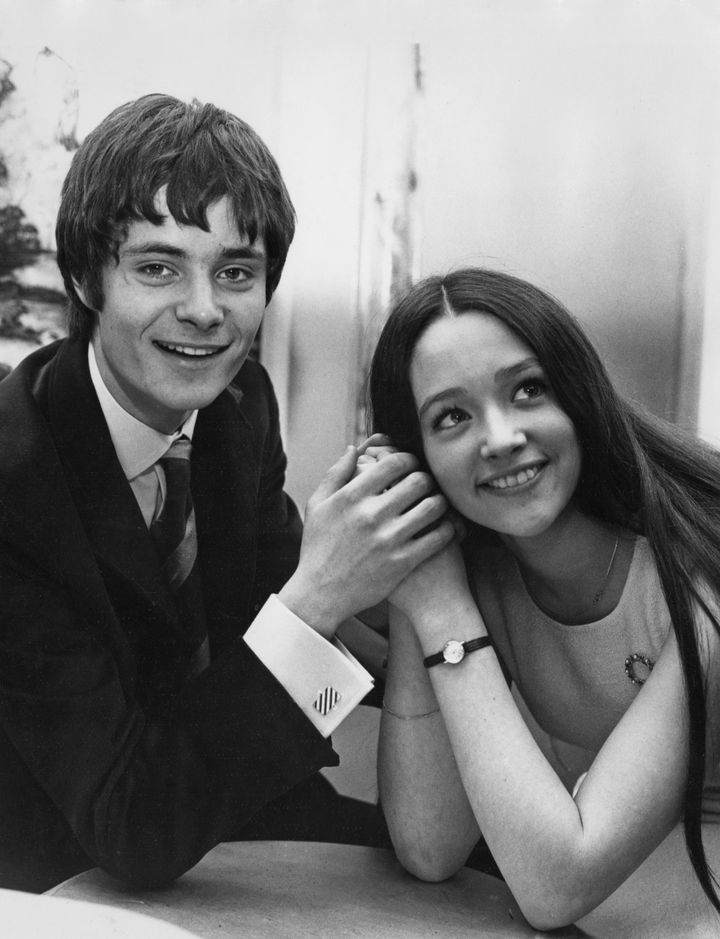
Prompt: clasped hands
<box><xmin>278</xmin><ymin>435</ymin><xmax>460</xmax><ymax>639</ymax></box>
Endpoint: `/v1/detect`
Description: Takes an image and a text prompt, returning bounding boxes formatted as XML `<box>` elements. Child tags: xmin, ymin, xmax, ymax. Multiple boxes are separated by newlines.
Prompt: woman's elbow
<box><xmin>516</xmin><ymin>897</ymin><xmax>593</xmax><ymax>933</ymax></box>
<box><xmin>516</xmin><ymin>900</ymin><xmax>576</xmax><ymax>933</ymax></box>
<box><xmin>393</xmin><ymin>838</ymin><xmax>467</xmax><ymax>883</ymax></box>
<box><xmin>397</xmin><ymin>850</ymin><xmax>596</xmax><ymax>931</ymax></box>
<box><xmin>511</xmin><ymin>873</ymin><xmax>607</xmax><ymax>932</ymax></box>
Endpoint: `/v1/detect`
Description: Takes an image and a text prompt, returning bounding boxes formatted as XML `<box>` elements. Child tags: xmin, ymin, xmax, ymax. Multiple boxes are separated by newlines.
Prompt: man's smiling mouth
<box><xmin>154</xmin><ymin>341</ymin><xmax>228</xmax><ymax>358</ymax></box>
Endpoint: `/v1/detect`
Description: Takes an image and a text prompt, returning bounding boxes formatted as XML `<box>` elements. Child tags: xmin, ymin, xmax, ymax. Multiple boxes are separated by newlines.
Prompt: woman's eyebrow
<box><xmin>495</xmin><ymin>357</ymin><xmax>541</xmax><ymax>381</ymax></box>
<box><xmin>417</xmin><ymin>386</ymin><xmax>467</xmax><ymax>419</ymax></box>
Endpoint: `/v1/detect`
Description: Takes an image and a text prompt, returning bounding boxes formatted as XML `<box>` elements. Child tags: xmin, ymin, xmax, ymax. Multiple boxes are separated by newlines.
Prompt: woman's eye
<box><xmin>514</xmin><ymin>379</ymin><xmax>546</xmax><ymax>402</ymax></box>
<box><xmin>434</xmin><ymin>407</ymin><xmax>469</xmax><ymax>430</ymax></box>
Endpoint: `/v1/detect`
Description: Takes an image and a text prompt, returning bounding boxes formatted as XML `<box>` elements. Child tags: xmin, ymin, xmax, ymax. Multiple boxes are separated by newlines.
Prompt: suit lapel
<box><xmin>45</xmin><ymin>339</ymin><xmax>178</xmax><ymax>625</ymax></box>
<box><xmin>32</xmin><ymin>338</ymin><xmax>259</xmax><ymax>657</ymax></box>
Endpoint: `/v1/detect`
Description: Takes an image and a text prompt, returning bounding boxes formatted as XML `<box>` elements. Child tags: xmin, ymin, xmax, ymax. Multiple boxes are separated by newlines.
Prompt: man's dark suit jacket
<box><xmin>0</xmin><ymin>337</ymin><xmax>339</xmax><ymax>892</ymax></box>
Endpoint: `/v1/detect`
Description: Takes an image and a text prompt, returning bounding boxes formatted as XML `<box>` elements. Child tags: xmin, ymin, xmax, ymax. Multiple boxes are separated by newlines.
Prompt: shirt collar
<box><xmin>88</xmin><ymin>341</ymin><xmax>198</xmax><ymax>481</ymax></box>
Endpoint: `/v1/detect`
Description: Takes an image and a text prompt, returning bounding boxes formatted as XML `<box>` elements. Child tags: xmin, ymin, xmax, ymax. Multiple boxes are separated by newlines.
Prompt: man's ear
<box><xmin>72</xmin><ymin>277</ymin><xmax>99</xmax><ymax>313</ymax></box>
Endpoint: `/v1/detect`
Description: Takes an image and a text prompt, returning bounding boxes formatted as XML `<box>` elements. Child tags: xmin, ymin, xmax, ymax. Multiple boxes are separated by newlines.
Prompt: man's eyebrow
<box><xmin>119</xmin><ymin>242</ymin><xmax>266</xmax><ymax>261</ymax></box>
<box><xmin>218</xmin><ymin>245</ymin><xmax>266</xmax><ymax>262</ymax></box>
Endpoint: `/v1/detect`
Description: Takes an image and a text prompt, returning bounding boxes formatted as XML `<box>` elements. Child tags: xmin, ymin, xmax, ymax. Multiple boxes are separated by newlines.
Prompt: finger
<box><xmin>358</xmin><ymin>447</ymin><xmax>397</xmax><ymax>467</ymax></box>
<box><xmin>353</xmin><ymin>454</ymin><xmax>379</xmax><ymax>478</ymax></box>
<box><xmin>357</xmin><ymin>433</ymin><xmax>393</xmax><ymax>455</ymax></box>
<box><xmin>311</xmin><ymin>446</ymin><xmax>359</xmax><ymax>500</ymax></box>
<box><xmin>401</xmin><ymin>517</ymin><xmax>456</xmax><ymax>564</ymax></box>
<box><xmin>364</xmin><ymin>445</ymin><xmax>397</xmax><ymax>461</ymax></box>
<box><xmin>377</xmin><ymin>469</ymin><xmax>438</xmax><ymax>514</ymax></box>
<box><xmin>343</xmin><ymin>450</ymin><xmax>420</xmax><ymax>496</ymax></box>
<box><xmin>354</xmin><ymin>454</ymin><xmax>377</xmax><ymax>476</ymax></box>
<box><xmin>391</xmin><ymin>491</ymin><xmax>449</xmax><ymax>539</ymax></box>
<box><xmin>355</xmin><ymin>447</ymin><xmax>397</xmax><ymax>475</ymax></box>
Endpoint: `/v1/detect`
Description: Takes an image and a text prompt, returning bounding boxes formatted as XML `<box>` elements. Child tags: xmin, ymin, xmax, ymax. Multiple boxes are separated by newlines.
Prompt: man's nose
<box><xmin>175</xmin><ymin>277</ymin><xmax>224</xmax><ymax>329</ymax></box>
<box><xmin>478</xmin><ymin>408</ymin><xmax>527</xmax><ymax>460</ymax></box>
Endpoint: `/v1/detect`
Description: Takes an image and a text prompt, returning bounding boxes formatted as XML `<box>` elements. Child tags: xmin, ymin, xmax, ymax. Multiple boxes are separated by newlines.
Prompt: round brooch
<box><xmin>624</xmin><ymin>653</ymin><xmax>655</xmax><ymax>686</ymax></box>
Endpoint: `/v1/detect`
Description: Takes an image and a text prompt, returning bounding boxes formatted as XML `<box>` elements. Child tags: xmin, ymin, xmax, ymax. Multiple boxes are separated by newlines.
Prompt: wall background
<box><xmin>3</xmin><ymin>0</ymin><xmax>720</xmax><ymax>508</ymax></box>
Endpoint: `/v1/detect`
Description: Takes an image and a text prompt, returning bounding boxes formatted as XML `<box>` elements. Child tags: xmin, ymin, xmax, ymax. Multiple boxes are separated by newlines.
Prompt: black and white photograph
<box><xmin>1</xmin><ymin>1</ymin><xmax>719</xmax><ymax>935</ymax></box>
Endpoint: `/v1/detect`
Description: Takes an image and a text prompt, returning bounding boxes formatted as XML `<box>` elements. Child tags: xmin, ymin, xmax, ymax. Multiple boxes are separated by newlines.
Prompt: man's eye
<box><xmin>139</xmin><ymin>263</ymin><xmax>173</xmax><ymax>279</ymax></box>
<box><xmin>219</xmin><ymin>267</ymin><xmax>250</xmax><ymax>283</ymax></box>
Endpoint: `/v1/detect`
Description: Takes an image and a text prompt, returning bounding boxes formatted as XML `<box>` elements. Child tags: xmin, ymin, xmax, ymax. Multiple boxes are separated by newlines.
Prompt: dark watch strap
<box><xmin>423</xmin><ymin>636</ymin><xmax>493</xmax><ymax>668</ymax></box>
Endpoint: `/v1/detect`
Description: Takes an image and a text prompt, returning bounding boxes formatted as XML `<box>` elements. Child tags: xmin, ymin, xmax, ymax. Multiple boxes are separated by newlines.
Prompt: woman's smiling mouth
<box><xmin>480</xmin><ymin>462</ymin><xmax>546</xmax><ymax>491</ymax></box>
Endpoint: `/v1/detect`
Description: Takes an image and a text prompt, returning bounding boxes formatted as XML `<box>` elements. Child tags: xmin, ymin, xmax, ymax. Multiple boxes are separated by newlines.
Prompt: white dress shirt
<box><xmin>88</xmin><ymin>342</ymin><xmax>372</xmax><ymax>735</ymax></box>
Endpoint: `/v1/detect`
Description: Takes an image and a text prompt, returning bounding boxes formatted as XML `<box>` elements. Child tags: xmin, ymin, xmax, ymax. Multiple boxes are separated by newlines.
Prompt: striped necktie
<box><xmin>151</xmin><ymin>435</ymin><xmax>210</xmax><ymax>679</ymax></box>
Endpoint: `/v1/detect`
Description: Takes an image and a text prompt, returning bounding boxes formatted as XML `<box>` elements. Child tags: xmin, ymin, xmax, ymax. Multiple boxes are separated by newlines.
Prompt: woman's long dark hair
<box><xmin>369</xmin><ymin>267</ymin><xmax>720</xmax><ymax>911</ymax></box>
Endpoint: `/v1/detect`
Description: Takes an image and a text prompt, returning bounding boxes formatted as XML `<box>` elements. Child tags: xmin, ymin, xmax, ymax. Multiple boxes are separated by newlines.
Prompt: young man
<box><xmin>0</xmin><ymin>95</ymin><xmax>452</xmax><ymax>892</ymax></box>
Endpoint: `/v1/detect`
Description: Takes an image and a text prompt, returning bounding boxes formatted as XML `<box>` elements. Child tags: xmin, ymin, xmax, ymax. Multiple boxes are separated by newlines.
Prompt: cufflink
<box><xmin>313</xmin><ymin>687</ymin><xmax>341</xmax><ymax>716</ymax></box>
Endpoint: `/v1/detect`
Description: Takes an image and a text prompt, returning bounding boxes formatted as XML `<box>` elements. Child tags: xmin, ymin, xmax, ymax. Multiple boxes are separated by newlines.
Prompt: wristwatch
<box><xmin>423</xmin><ymin>636</ymin><xmax>493</xmax><ymax>668</ymax></box>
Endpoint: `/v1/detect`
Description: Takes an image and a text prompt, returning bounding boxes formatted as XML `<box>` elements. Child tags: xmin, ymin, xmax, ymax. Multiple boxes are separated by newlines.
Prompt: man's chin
<box><xmin>146</xmin><ymin>386</ymin><xmax>225</xmax><ymax>431</ymax></box>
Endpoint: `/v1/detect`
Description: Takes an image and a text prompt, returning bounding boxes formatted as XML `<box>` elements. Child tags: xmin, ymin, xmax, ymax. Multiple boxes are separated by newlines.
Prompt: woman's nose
<box><xmin>478</xmin><ymin>409</ymin><xmax>527</xmax><ymax>459</ymax></box>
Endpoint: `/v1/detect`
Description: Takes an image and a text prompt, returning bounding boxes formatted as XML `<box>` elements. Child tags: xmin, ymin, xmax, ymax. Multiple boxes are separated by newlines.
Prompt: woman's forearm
<box><xmin>378</xmin><ymin>609</ymin><xmax>480</xmax><ymax>878</ymax></box>
<box><xmin>408</xmin><ymin>598</ymin><xmax>687</xmax><ymax>928</ymax></box>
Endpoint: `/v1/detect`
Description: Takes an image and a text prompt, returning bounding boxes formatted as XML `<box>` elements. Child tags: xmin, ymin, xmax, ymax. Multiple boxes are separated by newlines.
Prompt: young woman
<box><xmin>368</xmin><ymin>268</ymin><xmax>720</xmax><ymax>930</ymax></box>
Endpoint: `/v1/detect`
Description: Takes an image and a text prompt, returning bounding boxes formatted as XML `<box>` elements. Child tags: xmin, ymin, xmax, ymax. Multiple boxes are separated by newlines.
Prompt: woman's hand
<box><xmin>389</xmin><ymin>535</ymin><xmax>471</xmax><ymax>622</ymax></box>
<box><xmin>279</xmin><ymin>441</ymin><xmax>452</xmax><ymax>637</ymax></box>
<box><xmin>355</xmin><ymin>435</ymin><xmax>472</xmax><ymax>622</ymax></box>
<box><xmin>354</xmin><ymin>433</ymin><xmax>398</xmax><ymax>476</ymax></box>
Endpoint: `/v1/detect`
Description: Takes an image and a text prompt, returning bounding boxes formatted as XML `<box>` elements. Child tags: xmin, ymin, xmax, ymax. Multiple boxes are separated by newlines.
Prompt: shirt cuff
<box><xmin>243</xmin><ymin>595</ymin><xmax>375</xmax><ymax>737</ymax></box>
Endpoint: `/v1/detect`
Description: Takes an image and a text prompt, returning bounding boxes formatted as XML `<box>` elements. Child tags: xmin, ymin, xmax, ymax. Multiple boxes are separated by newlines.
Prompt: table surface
<box><xmin>0</xmin><ymin>886</ymin><xmax>198</xmax><ymax>938</ymax></box>
<box><xmin>48</xmin><ymin>833</ymin><xmax>720</xmax><ymax>938</ymax></box>
<box><xmin>49</xmin><ymin>841</ymin><xmax>544</xmax><ymax>938</ymax></box>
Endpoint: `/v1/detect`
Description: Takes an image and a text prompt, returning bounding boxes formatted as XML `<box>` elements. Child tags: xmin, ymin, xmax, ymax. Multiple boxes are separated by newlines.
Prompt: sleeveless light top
<box><xmin>465</xmin><ymin>535</ymin><xmax>720</xmax><ymax>818</ymax></box>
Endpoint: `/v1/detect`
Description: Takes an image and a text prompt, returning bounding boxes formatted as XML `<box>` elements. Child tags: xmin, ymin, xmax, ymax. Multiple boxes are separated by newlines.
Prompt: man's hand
<box><xmin>278</xmin><ymin>445</ymin><xmax>454</xmax><ymax>639</ymax></box>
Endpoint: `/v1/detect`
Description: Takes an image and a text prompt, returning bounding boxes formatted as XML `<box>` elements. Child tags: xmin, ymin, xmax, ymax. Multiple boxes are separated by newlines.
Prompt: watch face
<box><xmin>442</xmin><ymin>640</ymin><xmax>465</xmax><ymax>665</ymax></box>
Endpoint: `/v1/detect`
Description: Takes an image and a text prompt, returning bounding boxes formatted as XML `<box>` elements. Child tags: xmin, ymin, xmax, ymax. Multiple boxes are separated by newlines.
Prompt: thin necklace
<box><xmin>591</xmin><ymin>534</ymin><xmax>620</xmax><ymax>606</ymax></box>
<box><xmin>521</xmin><ymin>532</ymin><xmax>622</xmax><ymax>622</ymax></box>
